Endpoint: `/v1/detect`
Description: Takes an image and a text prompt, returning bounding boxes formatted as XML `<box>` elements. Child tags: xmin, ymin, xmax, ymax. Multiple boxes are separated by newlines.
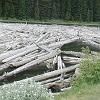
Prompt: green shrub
<box><xmin>0</xmin><ymin>79</ymin><xmax>54</xmax><ymax>100</ymax></box>
<box><xmin>73</xmin><ymin>53</ymin><xmax>100</xmax><ymax>87</ymax></box>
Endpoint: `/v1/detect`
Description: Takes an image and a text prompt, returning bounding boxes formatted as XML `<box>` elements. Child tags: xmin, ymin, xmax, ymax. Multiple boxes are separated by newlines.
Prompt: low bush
<box><xmin>73</xmin><ymin>52</ymin><xmax>100</xmax><ymax>87</ymax></box>
<box><xmin>0</xmin><ymin>79</ymin><xmax>54</xmax><ymax>100</ymax></box>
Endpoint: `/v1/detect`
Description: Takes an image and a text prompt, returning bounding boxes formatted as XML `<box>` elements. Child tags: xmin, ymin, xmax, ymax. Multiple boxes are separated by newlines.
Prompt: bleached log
<box><xmin>49</xmin><ymin>37</ymin><xmax>79</xmax><ymax>49</ymax></box>
<box><xmin>62</xmin><ymin>62</ymin><xmax>66</xmax><ymax>68</ymax></box>
<box><xmin>45</xmin><ymin>78</ymin><xmax>71</xmax><ymax>88</ymax></box>
<box><xmin>2</xmin><ymin>46</ymin><xmax>38</xmax><ymax>63</ymax></box>
<box><xmin>82</xmin><ymin>40</ymin><xmax>100</xmax><ymax>51</ymax></box>
<box><xmin>53</xmin><ymin>55</ymin><xmax>58</xmax><ymax>66</ymax></box>
<box><xmin>11</xmin><ymin>52</ymin><xmax>48</xmax><ymax>67</ymax></box>
<box><xmin>0</xmin><ymin>37</ymin><xmax>79</xmax><ymax>63</ymax></box>
<box><xmin>64</xmin><ymin>60</ymin><xmax>80</xmax><ymax>64</ymax></box>
<box><xmin>0</xmin><ymin>45</ymin><xmax>38</xmax><ymax>63</ymax></box>
<box><xmin>62</xmin><ymin>51</ymin><xmax>85</xmax><ymax>57</ymax></box>
<box><xmin>31</xmin><ymin>64</ymin><xmax>79</xmax><ymax>82</ymax></box>
<box><xmin>45</xmin><ymin>58</ymin><xmax>54</xmax><ymax>69</ymax></box>
<box><xmin>0</xmin><ymin>49</ymin><xmax>61</xmax><ymax>81</ymax></box>
<box><xmin>57</xmin><ymin>56</ymin><xmax>64</xmax><ymax>81</ymax></box>
<box><xmin>62</xmin><ymin>56</ymin><xmax>80</xmax><ymax>60</ymax></box>
<box><xmin>57</xmin><ymin>56</ymin><xmax>62</xmax><ymax>70</ymax></box>
<box><xmin>41</xmin><ymin>74</ymin><xmax>71</xmax><ymax>84</ymax></box>
<box><xmin>33</xmin><ymin>40</ymin><xmax>53</xmax><ymax>52</ymax></box>
<box><xmin>39</xmin><ymin>36</ymin><xmax>60</xmax><ymax>45</ymax></box>
<box><xmin>92</xmin><ymin>37</ymin><xmax>100</xmax><ymax>44</ymax></box>
<box><xmin>36</xmin><ymin>32</ymin><xmax>50</xmax><ymax>43</ymax></box>
<box><xmin>63</xmin><ymin>56</ymin><xmax>80</xmax><ymax>64</ymax></box>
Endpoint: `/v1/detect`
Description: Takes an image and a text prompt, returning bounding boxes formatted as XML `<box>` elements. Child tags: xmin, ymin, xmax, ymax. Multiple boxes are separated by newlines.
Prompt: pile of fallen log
<box><xmin>0</xmin><ymin>26</ymin><xmax>100</xmax><ymax>92</ymax></box>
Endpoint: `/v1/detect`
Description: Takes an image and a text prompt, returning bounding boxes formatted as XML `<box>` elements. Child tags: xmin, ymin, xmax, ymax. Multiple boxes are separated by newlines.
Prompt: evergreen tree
<box><xmin>0</xmin><ymin>0</ymin><xmax>100</xmax><ymax>21</ymax></box>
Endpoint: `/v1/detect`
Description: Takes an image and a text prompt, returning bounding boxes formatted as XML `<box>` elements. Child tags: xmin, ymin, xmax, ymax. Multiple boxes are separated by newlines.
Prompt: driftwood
<box><xmin>2</xmin><ymin>47</ymin><xmax>39</xmax><ymax>63</ymax></box>
<box><xmin>82</xmin><ymin>40</ymin><xmax>100</xmax><ymax>51</ymax></box>
<box><xmin>45</xmin><ymin>78</ymin><xmax>71</xmax><ymax>88</ymax></box>
<box><xmin>63</xmin><ymin>56</ymin><xmax>80</xmax><ymax>64</ymax></box>
<box><xmin>62</xmin><ymin>51</ymin><xmax>85</xmax><ymax>57</ymax></box>
<box><xmin>92</xmin><ymin>37</ymin><xmax>100</xmax><ymax>44</ymax></box>
<box><xmin>49</xmin><ymin>37</ymin><xmax>79</xmax><ymax>48</ymax></box>
<box><xmin>0</xmin><ymin>49</ymin><xmax>61</xmax><ymax>81</ymax></box>
<box><xmin>62</xmin><ymin>56</ymin><xmax>80</xmax><ymax>60</ymax></box>
<box><xmin>36</xmin><ymin>32</ymin><xmax>50</xmax><ymax>43</ymax></box>
<box><xmin>10</xmin><ymin>52</ymin><xmax>48</xmax><ymax>67</ymax></box>
<box><xmin>53</xmin><ymin>55</ymin><xmax>58</xmax><ymax>66</ymax></box>
<box><xmin>57</xmin><ymin>56</ymin><xmax>64</xmax><ymax>81</ymax></box>
<box><xmin>41</xmin><ymin>74</ymin><xmax>71</xmax><ymax>84</ymax></box>
<box><xmin>31</xmin><ymin>64</ymin><xmax>79</xmax><ymax>82</ymax></box>
<box><xmin>0</xmin><ymin>45</ymin><xmax>38</xmax><ymax>63</ymax></box>
<box><xmin>0</xmin><ymin>38</ymin><xmax>78</xmax><ymax>63</ymax></box>
<box><xmin>64</xmin><ymin>60</ymin><xmax>80</xmax><ymax>64</ymax></box>
<box><xmin>0</xmin><ymin>24</ymin><xmax>100</xmax><ymax>92</ymax></box>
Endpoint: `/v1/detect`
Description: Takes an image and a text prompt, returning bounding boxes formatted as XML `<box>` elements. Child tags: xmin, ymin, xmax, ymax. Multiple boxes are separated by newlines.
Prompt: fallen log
<box><xmin>36</xmin><ymin>32</ymin><xmax>50</xmax><ymax>43</ymax></box>
<box><xmin>53</xmin><ymin>55</ymin><xmax>58</xmax><ymax>66</ymax></box>
<box><xmin>10</xmin><ymin>52</ymin><xmax>48</xmax><ymax>67</ymax></box>
<box><xmin>92</xmin><ymin>37</ymin><xmax>100</xmax><ymax>44</ymax></box>
<box><xmin>39</xmin><ymin>36</ymin><xmax>60</xmax><ymax>45</ymax></box>
<box><xmin>62</xmin><ymin>56</ymin><xmax>80</xmax><ymax>60</ymax></box>
<box><xmin>49</xmin><ymin>37</ymin><xmax>79</xmax><ymax>49</ymax></box>
<box><xmin>45</xmin><ymin>59</ymin><xmax>54</xmax><ymax>69</ymax></box>
<box><xmin>0</xmin><ymin>49</ymin><xmax>61</xmax><ymax>81</ymax></box>
<box><xmin>62</xmin><ymin>51</ymin><xmax>85</xmax><ymax>57</ymax></box>
<box><xmin>57</xmin><ymin>56</ymin><xmax>62</xmax><ymax>70</ymax></box>
<box><xmin>31</xmin><ymin>64</ymin><xmax>79</xmax><ymax>82</ymax></box>
<box><xmin>0</xmin><ymin>45</ymin><xmax>38</xmax><ymax>63</ymax></box>
<box><xmin>41</xmin><ymin>74</ymin><xmax>71</xmax><ymax>84</ymax></box>
<box><xmin>2</xmin><ymin>47</ymin><xmax>39</xmax><ymax>63</ymax></box>
<box><xmin>64</xmin><ymin>60</ymin><xmax>80</xmax><ymax>64</ymax></box>
<box><xmin>57</xmin><ymin>56</ymin><xmax>64</xmax><ymax>81</ymax></box>
<box><xmin>45</xmin><ymin>78</ymin><xmax>71</xmax><ymax>89</ymax></box>
<box><xmin>63</xmin><ymin>56</ymin><xmax>80</xmax><ymax>64</ymax></box>
<box><xmin>0</xmin><ymin>37</ymin><xmax>78</xmax><ymax>63</ymax></box>
<box><xmin>82</xmin><ymin>40</ymin><xmax>100</xmax><ymax>51</ymax></box>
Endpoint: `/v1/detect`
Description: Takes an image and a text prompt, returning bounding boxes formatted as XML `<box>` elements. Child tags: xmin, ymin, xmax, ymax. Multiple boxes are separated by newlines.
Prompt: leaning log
<box><xmin>57</xmin><ymin>56</ymin><xmax>64</xmax><ymax>81</ymax></box>
<box><xmin>10</xmin><ymin>52</ymin><xmax>48</xmax><ymax>67</ymax></box>
<box><xmin>49</xmin><ymin>37</ymin><xmax>79</xmax><ymax>49</ymax></box>
<box><xmin>2</xmin><ymin>46</ymin><xmax>39</xmax><ymax>63</ymax></box>
<box><xmin>45</xmin><ymin>78</ymin><xmax>71</xmax><ymax>88</ymax></box>
<box><xmin>82</xmin><ymin>40</ymin><xmax>100</xmax><ymax>51</ymax></box>
<box><xmin>0</xmin><ymin>37</ymin><xmax>79</xmax><ymax>63</ymax></box>
<box><xmin>31</xmin><ymin>64</ymin><xmax>79</xmax><ymax>82</ymax></box>
<box><xmin>41</xmin><ymin>74</ymin><xmax>71</xmax><ymax>84</ymax></box>
<box><xmin>36</xmin><ymin>32</ymin><xmax>50</xmax><ymax>43</ymax></box>
<box><xmin>62</xmin><ymin>51</ymin><xmax>85</xmax><ymax>57</ymax></box>
<box><xmin>0</xmin><ymin>49</ymin><xmax>61</xmax><ymax>81</ymax></box>
<box><xmin>0</xmin><ymin>45</ymin><xmax>38</xmax><ymax>63</ymax></box>
<box><xmin>64</xmin><ymin>60</ymin><xmax>80</xmax><ymax>64</ymax></box>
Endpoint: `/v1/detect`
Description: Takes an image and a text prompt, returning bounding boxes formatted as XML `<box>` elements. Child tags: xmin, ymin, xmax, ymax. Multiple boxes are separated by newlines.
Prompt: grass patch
<box><xmin>55</xmin><ymin>84</ymin><xmax>100</xmax><ymax>100</ymax></box>
<box><xmin>55</xmin><ymin>52</ymin><xmax>100</xmax><ymax>100</ymax></box>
